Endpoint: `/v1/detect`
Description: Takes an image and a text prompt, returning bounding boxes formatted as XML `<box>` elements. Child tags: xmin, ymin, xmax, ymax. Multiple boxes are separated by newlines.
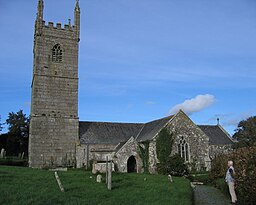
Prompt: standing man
<box><xmin>225</xmin><ymin>161</ymin><xmax>237</xmax><ymax>204</ymax></box>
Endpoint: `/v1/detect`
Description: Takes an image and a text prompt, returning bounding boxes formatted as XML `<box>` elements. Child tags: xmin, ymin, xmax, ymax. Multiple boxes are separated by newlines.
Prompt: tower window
<box><xmin>52</xmin><ymin>44</ymin><xmax>62</xmax><ymax>63</ymax></box>
<box><xmin>178</xmin><ymin>136</ymin><xmax>190</xmax><ymax>162</ymax></box>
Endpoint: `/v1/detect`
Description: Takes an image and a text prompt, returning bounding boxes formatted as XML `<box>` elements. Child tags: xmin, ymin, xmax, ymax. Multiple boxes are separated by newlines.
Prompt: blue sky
<box><xmin>0</xmin><ymin>0</ymin><xmax>256</xmax><ymax>135</ymax></box>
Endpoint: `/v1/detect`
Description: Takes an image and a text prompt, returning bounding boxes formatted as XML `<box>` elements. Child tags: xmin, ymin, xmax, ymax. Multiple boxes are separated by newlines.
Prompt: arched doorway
<box><xmin>127</xmin><ymin>156</ymin><xmax>137</xmax><ymax>173</ymax></box>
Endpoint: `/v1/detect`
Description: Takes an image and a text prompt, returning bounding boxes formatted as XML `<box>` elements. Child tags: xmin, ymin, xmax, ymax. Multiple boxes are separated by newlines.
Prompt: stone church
<box><xmin>29</xmin><ymin>0</ymin><xmax>233</xmax><ymax>173</ymax></box>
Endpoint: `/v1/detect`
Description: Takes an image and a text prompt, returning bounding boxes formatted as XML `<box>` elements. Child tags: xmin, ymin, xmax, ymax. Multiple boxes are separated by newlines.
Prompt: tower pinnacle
<box><xmin>37</xmin><ymin>0</ymin><xmax>44</xmax><ymax>20</ymax></box>
<box><xmin>36</xmin><ymin>0</ymin><xmax>44</xmax><ymax>35</ymax></box>
<box><xmin>74</xmin><ymin>0</ymin><xmax>80</xmax><ymax>41</ymax></box>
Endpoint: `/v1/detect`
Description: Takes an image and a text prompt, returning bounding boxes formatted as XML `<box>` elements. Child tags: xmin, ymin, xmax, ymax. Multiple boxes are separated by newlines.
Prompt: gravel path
<box><xmin>194</xmin><ymin>185</ymin><xmax>231</xmax><ymax>205</ymax></box>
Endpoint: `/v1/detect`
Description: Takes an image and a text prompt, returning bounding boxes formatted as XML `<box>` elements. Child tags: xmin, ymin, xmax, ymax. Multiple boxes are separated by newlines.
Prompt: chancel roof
<box><xmin>198</xmin><ymin>125</ymin><xmax>233</xmax><ymax>145</ymax></box>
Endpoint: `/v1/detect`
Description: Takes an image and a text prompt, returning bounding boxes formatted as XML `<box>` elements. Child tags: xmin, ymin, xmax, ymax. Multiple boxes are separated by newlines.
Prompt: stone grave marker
<box><xmin>96</xmin><ymin>174</ymin><xmax>102</xmax><ymax>183</ymax></box>
<box><xmin>168</xmin><ymin>174</ymin><xmax>173</xmax><ymax>182</ymax></box>
<box><xmin>0</xmin><ymin>148</ymin><xmax>5</xmax><ymax>158</ymax></box>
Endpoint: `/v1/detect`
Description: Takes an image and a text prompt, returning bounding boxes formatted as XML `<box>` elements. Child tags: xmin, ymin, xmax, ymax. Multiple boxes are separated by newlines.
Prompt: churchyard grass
<box><xmin>0</xmin><ymin>166</ymin><xmax>192</xmax><ymax>205</ymax></box>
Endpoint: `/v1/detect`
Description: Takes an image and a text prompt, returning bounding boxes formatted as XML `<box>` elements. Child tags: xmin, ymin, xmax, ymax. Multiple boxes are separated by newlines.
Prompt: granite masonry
<box><xmin>78</xmin><ymin>110</ymin><xmax>234</xmax><ymax>173</ymax></box>
<box><xmin>29</xmin><ymin>0</ymin><xmax>80</xmax><ymax>168</ymax></box>
<box><xmin>29</xmin><ymin>0</ymin><xmax>234</xmax><ymax>171</ymax></box>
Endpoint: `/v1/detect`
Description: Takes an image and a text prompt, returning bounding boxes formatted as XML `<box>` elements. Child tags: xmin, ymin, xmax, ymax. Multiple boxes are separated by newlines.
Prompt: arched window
<box><xmin>178</xmin><ymin>136</ymin><xmax>190</xmax><ymax>162</ymax></box>
<box><xmin>52</xmin><ymin>44</ymin><xmax>62</xmax><ymax>63</ymax></box>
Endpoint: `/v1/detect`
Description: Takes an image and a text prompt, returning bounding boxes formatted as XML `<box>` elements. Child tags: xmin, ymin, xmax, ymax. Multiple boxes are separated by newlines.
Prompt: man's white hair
<box><xmin>228</xmin><ymin>161</ymin><xmax>233</xmax><ymax>166</ymax></box>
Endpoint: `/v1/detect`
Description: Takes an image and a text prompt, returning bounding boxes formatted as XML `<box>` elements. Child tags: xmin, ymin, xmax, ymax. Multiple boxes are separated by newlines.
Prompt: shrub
<box><xmin>156</xmin><ymin>128</ymin><xmax>173</xmax><ymax>174</ymax></box>
<box><xmin>0</xmin><ymin>157</ymin><xmax>28</xmax><ymax>166</ymax></box>
<box><xmin>166</xmin><ymin>154</ymin><xmax>188</xmax><ymax>176</ymax></box>
<box><xmin>210</xmin><ymin>146</ymin><xmax>256</xmax><ymax>205</ymax></box>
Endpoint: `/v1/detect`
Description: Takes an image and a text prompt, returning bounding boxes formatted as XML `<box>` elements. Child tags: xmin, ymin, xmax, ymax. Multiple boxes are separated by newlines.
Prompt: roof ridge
<box><xmin>79</xmin><ymin>121</ymin><xmax>144</xmax><ymax>125</ymax></box>
<box><xmin>145</xmin><ymin>115</ymin><xmax>174</xmax><ymax>124</ymax></box>
<box><xmin>198</xmin><ymin>125</ymin><xmax>218</xmax><ymax>127</ymax></box>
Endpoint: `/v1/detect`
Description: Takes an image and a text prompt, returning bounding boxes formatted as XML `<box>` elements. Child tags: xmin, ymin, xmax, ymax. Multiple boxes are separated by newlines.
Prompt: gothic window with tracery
<box><xmin>52</xmin><ymin>44</ymin><xmax>62</xmax><ymax>63</ymax></box>
<box><xmin>178</xmin><ymin>136</ymin><xmax>190</xmax><ymax>162</ymax></box>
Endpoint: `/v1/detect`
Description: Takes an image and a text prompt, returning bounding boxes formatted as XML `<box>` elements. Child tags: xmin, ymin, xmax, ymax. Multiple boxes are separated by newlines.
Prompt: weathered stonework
<box><xmin>29</xmin><ymin>2</ymin><xmax>234</xmax><ymax>172</ymax></box>
<box><xmin>29</xmin><ymin>0</ymin><xmax>80</xmax><ymax>168</ymax></box>
<box><xmin>76</xmin><ymin>144</ymin><xmax>117</xmax><ymax>169</ymax></box>
<box><xmin>148</xmin><ymin>111</ymin><xmax>211</xmax><ymax>173</ymax></box>
<box><xmin>76</xmin><ymin>110</ymin><xmax>233</xmax><ymax>173</ymax></box>
<box><xmin>148</xmin><ymin>140</ymin><xmax>158</xmax><ymax>174</ymax></box>
<box><xmin>115</xmin><ymin>137</ymin><xmax>143</xmax><ymax>173</ymax></box>
<box><xmin>167</xmin><ymin>111</ymin><xmax>211</xmax><ymax>171</ymax></box>
<box><xmin>209</xmin><ymin>144</ymin><xmax>233</xmax><ymax>160</ymax></box>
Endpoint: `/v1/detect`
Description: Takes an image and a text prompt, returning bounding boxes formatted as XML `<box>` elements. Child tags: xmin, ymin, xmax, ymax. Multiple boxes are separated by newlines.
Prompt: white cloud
<box><xmin>169</xmin><ymin>94</ymin><xmax>215</xmax><ymax>115</ymax></box>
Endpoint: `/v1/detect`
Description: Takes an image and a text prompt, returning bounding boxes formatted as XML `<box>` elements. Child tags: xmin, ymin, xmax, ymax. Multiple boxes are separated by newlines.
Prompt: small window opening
<box><xmin>52</xmin><ymin>44</ymin><xmax>62</xmax><ymax>63</ymax></box>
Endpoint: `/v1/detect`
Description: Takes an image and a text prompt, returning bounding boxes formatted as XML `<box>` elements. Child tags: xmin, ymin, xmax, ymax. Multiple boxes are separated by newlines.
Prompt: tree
<box><xmin>0</xmin><ymin>115</ymin><xmax>3</xmax><ymax>133</ymax></box>
<box><xmin>233</xmin><ymin>116</ymin><xmax>256</xmax><ymax>148</ymax></box>
<box><xmin>5</xmin><ymin>110</ymin><xmax>29</xmax><ymax>156</ymax></box>
<box><xmin>6</xmin><ymin>110</ymin><xmax>29</xmax><ymax>137</ymax></box>
<box><xmin>156</xmin><ymin>128</ymin><xmax>174</xmax><ymax>174</ymax></box>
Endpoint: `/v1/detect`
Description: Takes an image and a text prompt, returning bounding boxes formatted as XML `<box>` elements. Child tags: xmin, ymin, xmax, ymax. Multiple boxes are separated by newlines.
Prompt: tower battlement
<box><xmin>42</xmin><ymin>21</ymin><xmax>74</xmax><ymax>31</ymax></box>
<box><xmin>35</xmin><ymin>0</ymin><xmax>80</xmax><ymax>40</ymax></box>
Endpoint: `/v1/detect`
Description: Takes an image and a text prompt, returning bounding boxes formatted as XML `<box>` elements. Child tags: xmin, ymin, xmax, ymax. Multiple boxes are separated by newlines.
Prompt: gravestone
<box><xmin>168</xmin><ymin>174</ymin><xmax>173</xmax><ymax>182</ymax></box>
<box><xmin>107</xmin><ymin>162</ymin><xmax>112</xmax><ymax>190</ymax></box>
<box><xmin>21</xmin><ymin>152</ymin><xmax>24</xmax><ymax>159</ymax></box>
<box><xmin>0</xmin><ymin>148</ymin><xmax>5</xmax><ymax>158</ymax></box>
<box><xmin>54</xmin><ymin>172</ymin><xmax>65</xmax><ymax>192</ymax></box>
<box><xmin>96</xmin><ymin>174</ymin><xmax>102</xmax><ymax>183</ymax></box>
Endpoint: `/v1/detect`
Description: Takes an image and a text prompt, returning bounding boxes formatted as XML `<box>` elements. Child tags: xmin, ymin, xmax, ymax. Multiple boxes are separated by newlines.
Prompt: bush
<box><xmin>0</xmin><ymin>157</ymin><xmax>28</xmax><ymax>166</ymax></box>
<box><xmin>188</xmin><ymin>173</ymin><xmax>210</xmax><ymax>184</ymax></box>
<box><xmin>157</xmin><ymin>154</ymin><xmax>188</xmax><ymax>176</ymax></box>
<box><xmin>210</xmin><ymin>146</ymin><xmax>256</xmax><ymax>205</ymax></box>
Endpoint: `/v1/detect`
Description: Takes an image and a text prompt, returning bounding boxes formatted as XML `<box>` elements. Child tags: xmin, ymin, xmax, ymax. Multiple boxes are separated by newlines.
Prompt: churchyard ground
<box><xmin>0</xmin><ymin>166</ymin><xmax>192</xmax><ymax>205</ymax></box>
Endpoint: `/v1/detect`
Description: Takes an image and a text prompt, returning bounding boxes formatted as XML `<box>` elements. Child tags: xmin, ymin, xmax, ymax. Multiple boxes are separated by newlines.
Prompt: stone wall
<box><xmin>148</xmin><ymin>140</ymin><xmax>158</xmax><ymax>174</ymax></box>
<box><xmin>148</xmin><ymin>111</ymin><xmax>211</xmax><ymax>172</ymax></box>
<box><xmin>168</xmin><ymin>111</ymin><xmax>211</xmax><ymax>171</ymax></box>
<box><xmin>209</xmin><ymin>144</ymin><xmax>233</xmax><ymax>160</ymax></box>
<box><xmin>115</xmin><ymin>137</ymin><xmax>143</xmax><ymax>173</ymax></box>
<box><xmin>76</xmin><ymin>144</ymin><xmax>116</xmax><ymax>169</ymax></box>
<box><xmin>29</xmin><ymin>4</ymin><xmax>80</xmax><ymax>168</ymax></box>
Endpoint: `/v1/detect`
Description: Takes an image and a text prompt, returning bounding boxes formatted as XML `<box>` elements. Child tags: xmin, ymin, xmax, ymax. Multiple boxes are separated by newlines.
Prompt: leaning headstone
<box><xmin>96</xmin><ymin>174</ymin><xmax>102</xmax><ymax>183</ymax></box>
<box><xmin>21</xmin><ymin>152</ymin><xmax>24</xmax><ymax>159</ymax></box>
<box><xmin>3</xmin><ymin>150</ymin><xmax>6</xmax><ymax>158</ymax></box>
<box><xmin>168</xmin><ymin>174</ymin><xmax>173</xmax><ymax>182</ymax></box>
<box><xmin>49</xmin><ymin>167</ymin><xmax>68</xmax><ymax>172</ymax></box>
<box><xmin>54</xmin><ymin>172</ymin><xmax>65</xmax><ymax>192</ymax></box>
<box><xmin>0</xmin><ymin>148</ymin><xmax>4</xmax><ymax>158</ymax></box>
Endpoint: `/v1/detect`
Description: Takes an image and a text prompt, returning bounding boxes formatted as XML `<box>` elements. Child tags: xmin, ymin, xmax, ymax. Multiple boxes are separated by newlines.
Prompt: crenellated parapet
<box><xmin>35</xmin><ymin>0</ymin><xmax>80</xmax><ymax>41</ymax></box>
<box><xmin>42</xmin><ymin>21</ymin><xmax>75</xmax><ymax>31</ymax></box>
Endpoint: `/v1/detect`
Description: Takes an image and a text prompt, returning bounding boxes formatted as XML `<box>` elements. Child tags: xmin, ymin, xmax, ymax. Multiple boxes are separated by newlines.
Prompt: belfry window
<box><xmin>52</xmin><ymin>44</ymin><xmax>62</xmax><ymax>63</ymax></box>
<box><xmin>178</xmin><ymin>136</ymin><xmax>190</xmax><ymax>162</ymax></box>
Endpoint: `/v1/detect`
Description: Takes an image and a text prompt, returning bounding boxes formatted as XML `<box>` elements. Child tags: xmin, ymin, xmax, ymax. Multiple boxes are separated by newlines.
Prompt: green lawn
<box><xmin>0</xmin><ymin>166</ymin><xmax>192</xmax><ymax>205</ymax></box>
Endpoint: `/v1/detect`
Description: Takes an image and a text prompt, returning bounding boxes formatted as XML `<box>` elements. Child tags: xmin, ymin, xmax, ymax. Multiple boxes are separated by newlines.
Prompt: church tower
<box><xmin>29</xmin><ymin>0</ymin><xmax>80</xmax><ymax>168</ymax></box>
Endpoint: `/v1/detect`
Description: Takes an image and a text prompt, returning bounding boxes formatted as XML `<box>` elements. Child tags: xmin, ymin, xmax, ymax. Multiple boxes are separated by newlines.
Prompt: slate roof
<box><xmin>79</xmin><ymin>116</ymin><xmax>233</xmax><ymax>146</ymax></box>
<box><xmin>79</xmin><ymin>121</ymin><xmax>143</xmax><ymax>144</ymax></box>
<box><xmin>198</xmin><ymin>125</ymin><xmax>233</xmax><ymax>145</ymax></box>
<box><xmin>136</xmin><ymin>116</ymin><xmax>174</xmax><ymax>142</ymax></box>
<box><xmin>79</xmin><ymin>116</ymin><xmax>173</xmax><ymax>144</ymax></box>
